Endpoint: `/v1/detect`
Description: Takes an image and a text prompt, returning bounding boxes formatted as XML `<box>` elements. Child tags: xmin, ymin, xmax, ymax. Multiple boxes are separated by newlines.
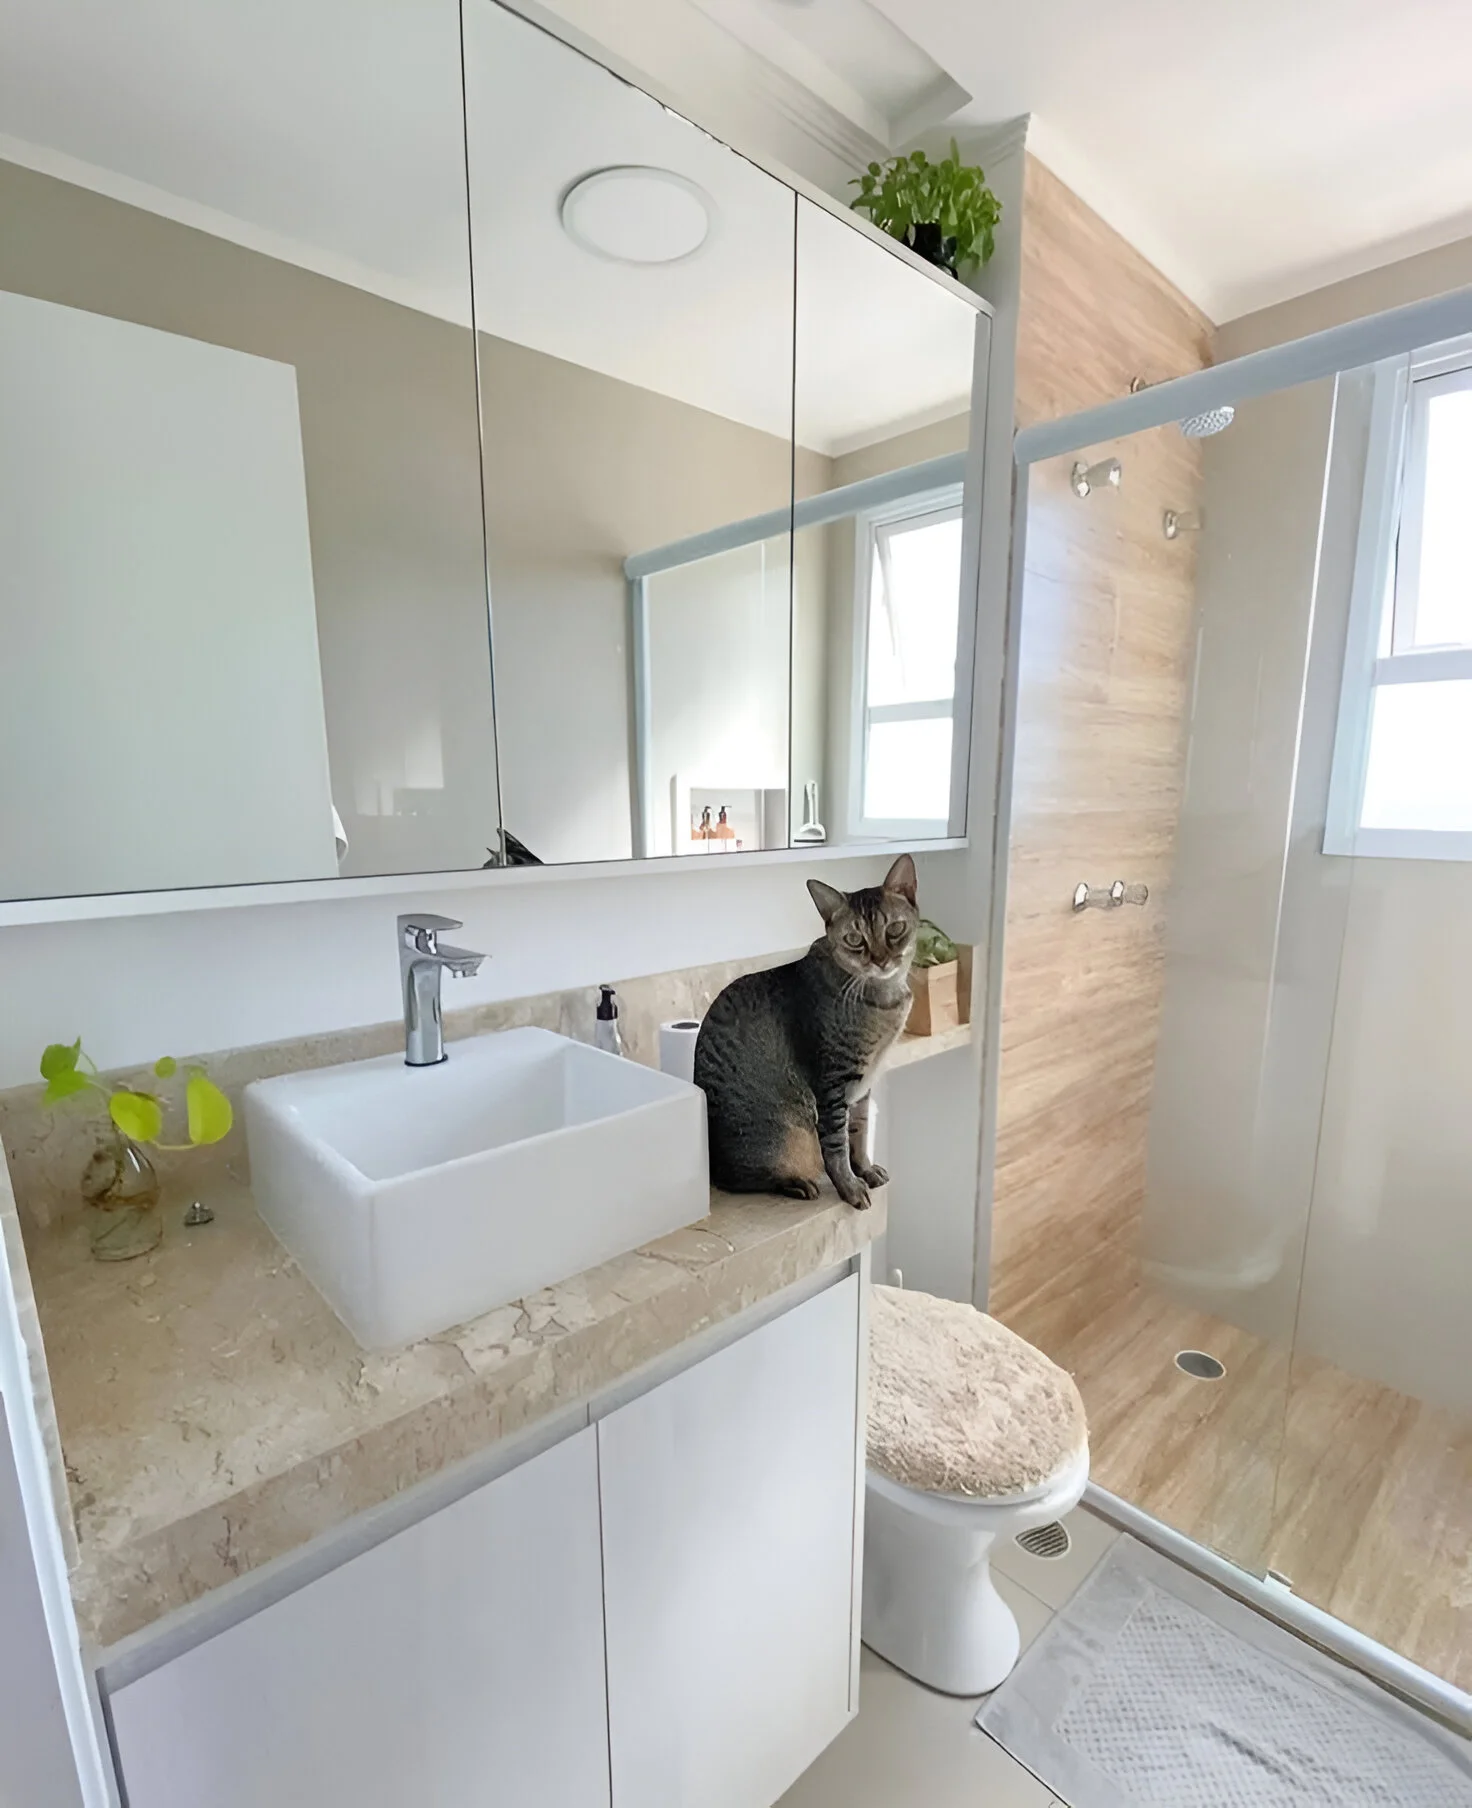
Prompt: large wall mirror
<box><xmin>0</xmin><ymin>0</ymin><xmax>987</xmax><ymax>907</ymax></box>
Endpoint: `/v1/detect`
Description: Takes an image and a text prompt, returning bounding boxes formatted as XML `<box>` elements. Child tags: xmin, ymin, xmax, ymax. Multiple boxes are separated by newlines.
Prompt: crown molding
<box><xmin>746</xmin><ymin>54</ymin><xmax>888</xmax><ymax>177</ymax></box>
<box><xmin>907</xmin><ymin>113</ymin><xmax>1030</xmax><ymax>164</ymax></box>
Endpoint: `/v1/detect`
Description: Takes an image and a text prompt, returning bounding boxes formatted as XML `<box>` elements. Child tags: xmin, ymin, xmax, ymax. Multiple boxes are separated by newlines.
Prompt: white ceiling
<box><xmin>855</xmin><ymin>0</ymin><xmax>1472</xmax><ymax>322</ymax></box>
<box><xmin>0</xmin><ymin>0</ymin><xmax>975</xmax><ymax>455</ymax></box>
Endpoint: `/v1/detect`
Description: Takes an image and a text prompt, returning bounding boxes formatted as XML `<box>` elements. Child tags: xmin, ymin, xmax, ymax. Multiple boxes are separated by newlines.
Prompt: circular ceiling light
<box><xmin>560</xmin><ymin>166</ymin><xmax>714</xmax><ymax>266</ymax></box>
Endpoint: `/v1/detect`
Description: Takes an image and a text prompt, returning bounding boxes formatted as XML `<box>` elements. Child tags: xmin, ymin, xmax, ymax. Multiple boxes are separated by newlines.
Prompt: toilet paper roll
<box><xmin>659</xmin><ymin>1019</ymin><xmax>702</xmax><ymax>1085</ymax></box>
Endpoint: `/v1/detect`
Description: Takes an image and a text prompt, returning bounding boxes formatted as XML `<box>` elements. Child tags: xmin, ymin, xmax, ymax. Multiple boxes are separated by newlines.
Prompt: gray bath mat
<box><xmin>976</xmin><ymin>1536</ymin><xmax>1472</xmax><ymax>1806</ymax></box>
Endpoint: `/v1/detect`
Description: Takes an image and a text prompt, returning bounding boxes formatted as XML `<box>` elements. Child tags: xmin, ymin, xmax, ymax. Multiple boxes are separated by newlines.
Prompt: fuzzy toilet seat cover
<box><xmin>868</xmin><ymin>1285</ymin><xmax>1087</xmax><ymax>1500</ymax></box>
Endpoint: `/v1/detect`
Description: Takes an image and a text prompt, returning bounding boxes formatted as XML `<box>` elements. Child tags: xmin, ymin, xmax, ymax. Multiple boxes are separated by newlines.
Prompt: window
<box><xmin>1327</xmin><ymin>343</ymin><xmax>1472</xmax><ymax>857</ymax></box>
<box><xmin>850</xmin><ymin>491</ymin><xmax>963</xmax><ymax>836</ymax></box>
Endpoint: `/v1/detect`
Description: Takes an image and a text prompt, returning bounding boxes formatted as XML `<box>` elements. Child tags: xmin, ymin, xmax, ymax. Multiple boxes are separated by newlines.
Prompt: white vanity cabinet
<box><xmin>600</xmin><ymin>1275</ymin><xmax>863</xmax><ymax>1808</ymax></box>
<box><xmin>107</xmin><ymin>1272</ymin><xmax>864</xmax><ymax>1808</ymax></box>
<box><xmin>109</xmin><ymin>1427</ymin><xmax>612</xmax><ymax>1808</ymax></box>
<box><xmin>0</xmin><ymin>1393</ymin><xmax>89</xmax><ymax>1808</ymax></box>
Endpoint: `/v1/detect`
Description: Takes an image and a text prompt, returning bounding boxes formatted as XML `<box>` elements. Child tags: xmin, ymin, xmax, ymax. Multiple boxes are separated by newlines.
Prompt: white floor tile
<box><xmin>994</xmin><ymin>1567</ymin><xmax>1054</xmax><ymax>1656</ymax></box>
<box><xmin>989</xmin><ymin>1504</ymin><xmax>1118</xmax><ymax>1612</ymax></box>
<box><xmin>778</xmin><ymin>1644</ymin><xmax>1055</xmax><ymax>1808</ymax></box>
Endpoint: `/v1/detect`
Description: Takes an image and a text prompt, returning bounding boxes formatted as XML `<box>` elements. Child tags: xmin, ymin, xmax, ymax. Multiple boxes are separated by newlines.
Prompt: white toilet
<box><xmin>862</xmin><ymin>1285</ymin><xmax>1089</xmax><ymax>1697</ymax></box>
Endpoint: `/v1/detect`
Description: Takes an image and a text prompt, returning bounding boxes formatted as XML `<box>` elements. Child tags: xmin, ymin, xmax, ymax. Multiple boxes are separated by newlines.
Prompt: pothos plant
<box><xmin>38</xmin><ymin>1039</ymin><xmax>233</xmax><ymax>1150</ymax></box>
<box><xmin>849</xmin><ymin>141</ymin><xmax>1001</xmax><ymax>280</ymax></box>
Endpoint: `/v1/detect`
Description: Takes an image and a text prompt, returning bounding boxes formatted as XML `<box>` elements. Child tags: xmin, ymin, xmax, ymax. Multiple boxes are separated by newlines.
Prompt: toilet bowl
<box><xmin>862</xmin><ymin>1442</ymin><xmax>1089</xmax><ymax>1695</ymax></box>
<box><xmin>862</xmin><ymin>1285</ymin><xmax>1089</xmax><ymax>1697</ymax></box>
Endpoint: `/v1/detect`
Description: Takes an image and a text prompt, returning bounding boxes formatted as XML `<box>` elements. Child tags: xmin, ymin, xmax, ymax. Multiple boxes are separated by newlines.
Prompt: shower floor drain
<box><xmin>1175</xmin><ymin>1349</ymin><xmax>1227</xmax><ymax>1380</ymax></box>
<box><xmin>1015</xmin><ymin>1521</ymin><xmax>1071</xmax><ymax>1561</ymax></box>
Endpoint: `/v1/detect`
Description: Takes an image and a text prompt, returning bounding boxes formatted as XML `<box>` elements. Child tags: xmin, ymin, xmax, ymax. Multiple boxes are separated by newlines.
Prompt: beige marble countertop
<box><xmin>26</xmin><ymin>1173</ymin><xmax>882</xmax><ymax>1652</ymax></box>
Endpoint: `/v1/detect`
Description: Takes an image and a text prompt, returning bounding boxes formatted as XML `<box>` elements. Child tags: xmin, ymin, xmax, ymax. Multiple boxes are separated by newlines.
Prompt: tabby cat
<box><xmin>694</xmin><ymin>854</ymin><xmax>919</xmax><ymax>1209</ymax></box>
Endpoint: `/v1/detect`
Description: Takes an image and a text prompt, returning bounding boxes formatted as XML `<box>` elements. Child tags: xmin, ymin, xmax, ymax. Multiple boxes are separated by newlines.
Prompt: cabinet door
<box><xmin>0</xmin><ymin>1392</ymin><xmax>88</xmax><ymax>1808</ymax></box>
<box><xmin>599</xmin><ymin>1276</ymin><xmax>861</xmax><ymax>1808</ymax></box>
<box><xmin>110</xmin><ymin>1427</ymin><xmax>609</xmax><ymax>1808</ymax></box>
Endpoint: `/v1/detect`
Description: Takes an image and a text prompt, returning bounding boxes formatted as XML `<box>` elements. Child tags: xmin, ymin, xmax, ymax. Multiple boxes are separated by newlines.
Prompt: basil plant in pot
<box><xmin>850</xmin><ymin>141</ymin><xmax>1001</xmax><ymax>280</ymax></box>
<box><xmin>39</xmin><ymin>1039</ymin><xmax>233</xmax><ymax>1262</ymax></box>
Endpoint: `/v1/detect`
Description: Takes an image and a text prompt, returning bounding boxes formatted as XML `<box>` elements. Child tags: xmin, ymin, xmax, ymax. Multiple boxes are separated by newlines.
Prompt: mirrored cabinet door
<box><xmin>792</xmin><ymin>197</ymin><xmax>982</xmax><ymax>848</ymax></box>
<box><xmin>463</xmin><ymin>0</ymin><xmax>798</xmax><ymax>868</ymax></box>
<box><xmin>0</xmin><ymin>0</ymin><xmax>985</xmax><ymax>910</ymax></box>
<box><xmin>0</xmin><ymin>0</ymin><xmax>500</xmax><ymax>900</ymax></box>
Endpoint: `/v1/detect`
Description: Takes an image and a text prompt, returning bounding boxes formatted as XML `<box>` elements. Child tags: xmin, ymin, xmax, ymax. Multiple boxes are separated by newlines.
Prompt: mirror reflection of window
<box><xmin>859</xmin><ymin>500</ymin><xmax>963</xmax><ymax>832</ymax></box>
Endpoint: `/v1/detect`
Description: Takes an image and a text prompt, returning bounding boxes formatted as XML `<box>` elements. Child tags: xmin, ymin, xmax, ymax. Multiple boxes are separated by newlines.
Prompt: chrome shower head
<box><xmin>1178</xmin><ymin>404</ymin><xmax>1235</xmax><ymax>437</ymax></box>
<box><xmin>1071</xmin><ymin>457</ymin><xmax>1122</xmax><ymax>498</ymax></box>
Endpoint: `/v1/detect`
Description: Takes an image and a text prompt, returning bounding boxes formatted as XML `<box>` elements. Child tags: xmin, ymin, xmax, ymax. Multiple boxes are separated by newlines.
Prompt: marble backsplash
<box><xmin>0</xmin><ymin>950</ymin><xmax>792</xmax><ymax>1235</ymax></box>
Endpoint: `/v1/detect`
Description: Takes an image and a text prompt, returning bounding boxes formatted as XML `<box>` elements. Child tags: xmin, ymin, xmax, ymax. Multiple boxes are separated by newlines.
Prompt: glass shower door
<box><xmin>1267</xmin><ymin>348</ymin><xmax>1472</xmax><ymax>1691</ymax></box>
<box><xmin>991</xmin><ymin>369</ymin><xmax>1354</xmax><ymax>1585</ymax></box>
<box><xmin>998</xmin><ymin>335</ymin><xmax>1472</xmax><ymax>1700</ymax></box>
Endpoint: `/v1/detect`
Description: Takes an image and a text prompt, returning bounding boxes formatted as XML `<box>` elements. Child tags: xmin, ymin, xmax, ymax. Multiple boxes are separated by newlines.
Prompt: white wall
<box><xmin>1296</xmin><ymin>858</ymin><xmax>1472</xmax><ymax>1415</ymax></box>
<box><xmin>1217</xmin><ymin>231</ymin><xmax>1472</xmax><ymax>359</ymax></box>
<box><xmin>0</xmin><ymin>291</ymin><xmax>336</xmax><ymax>898</ymax></box>
<box><xmin>0</xmin><ymin>856</ymin><xmax>907</xmax><ymax>1091</ymax></box>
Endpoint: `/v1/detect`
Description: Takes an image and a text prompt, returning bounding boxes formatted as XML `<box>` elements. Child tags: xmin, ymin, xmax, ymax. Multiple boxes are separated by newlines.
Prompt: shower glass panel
<box><xmin>1277</xmin><ymin>349</ymin><xmax>1472</xmax><ymax>1691</ymax></box>
<box><xmin>996</xmin><ymin>333</ymin><xmax>1472</xmax><ymax>1696</ymax></box>
<box><xmin>991</xmin><ymin>386</ymin><xmax>1334</xmax><ymax>1578</ymax></box>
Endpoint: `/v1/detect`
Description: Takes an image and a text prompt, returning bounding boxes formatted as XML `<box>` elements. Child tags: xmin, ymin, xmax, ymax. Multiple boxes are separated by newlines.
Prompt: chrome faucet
<box><xmin>398</xmin><ymin>914</ymin><xmax>485</xmax><ymax>1067</ymax></box>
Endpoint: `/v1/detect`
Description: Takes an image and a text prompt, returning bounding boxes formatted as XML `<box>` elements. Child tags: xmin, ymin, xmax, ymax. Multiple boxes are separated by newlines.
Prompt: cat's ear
<box><xmin>882</xmin><ymin>853</ymin><xmax>917</xmax><ymax>906</ymax></box>
<box><xmin>807</xmin><ymin>878</ymin><xmax>845</xmax><ymax>924</ymax></box>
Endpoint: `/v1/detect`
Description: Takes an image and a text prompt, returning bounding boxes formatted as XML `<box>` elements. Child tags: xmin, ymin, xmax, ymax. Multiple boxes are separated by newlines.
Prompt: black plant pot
<box><xmin>905</xmin><ymin>220</ymin><xmax>959</xmax><ymax>275</ymax></box>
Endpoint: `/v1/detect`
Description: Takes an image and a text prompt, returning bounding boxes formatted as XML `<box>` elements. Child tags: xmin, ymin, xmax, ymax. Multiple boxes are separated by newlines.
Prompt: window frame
<box><xmin>846</xmin><ymin>484</ymin><xmax>964</xmax><ymax>842</ymax></box>
<box><xmin>1325</xmin><ymin>339</ymin><xmax>1472</xmax><ymax>860</ymax></box>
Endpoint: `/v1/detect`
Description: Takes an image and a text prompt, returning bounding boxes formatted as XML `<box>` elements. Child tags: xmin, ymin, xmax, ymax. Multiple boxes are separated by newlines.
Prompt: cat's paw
<box><xmin>837</xmin><ymin>1177</ymin><xmax>873</xmax><ymax>1211</ymax></box>
<box><xmin>856</xmin><ymin>1163</ymin><xmax>889</xmax><ymax>1189</ymax></box>
<box><xmin>777</xmin><ymin>1177</ymin><xmax>822</xmax><ymax>1200</ymax></box>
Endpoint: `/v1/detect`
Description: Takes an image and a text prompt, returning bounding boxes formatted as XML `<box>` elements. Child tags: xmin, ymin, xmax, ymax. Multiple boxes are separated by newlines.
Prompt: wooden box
<box><xmin>906</xmin><ymin>959</ymin><xmax>960</xmax><ymax>1036</ymax></box>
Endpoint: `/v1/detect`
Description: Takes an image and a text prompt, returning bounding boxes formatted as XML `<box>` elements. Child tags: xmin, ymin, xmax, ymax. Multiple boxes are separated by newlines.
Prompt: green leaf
<box><xmin>185</xmin><ymin>1074</ymin><xmax>233</xmax><ymax>1146</ymax></box>
<box><xmin>44</xmin><ymin>1069</ymin><xmax>91</xmax><ymax>1105</ymax></box>
<box><xmin>913</xmin><ymin>919</ymin><xmax>960</xmax><ymax>970</ymax></box>
<box><xmin>109</xmin><ymin>1091</ymin><xmax>164</xmax><ymax>1144</ymax></box>
<box><xmin>39</xmin><ymin>1039</ymin><xmax>80</xmax><ymax>1081</ymax></box>
<box><xmin>154</xmin><ymin>1055</ymin><xmax>178</xmax><ymax>1078</ymax></box>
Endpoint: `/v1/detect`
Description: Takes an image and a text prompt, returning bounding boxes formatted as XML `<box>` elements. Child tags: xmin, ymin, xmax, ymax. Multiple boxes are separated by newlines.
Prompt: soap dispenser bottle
<box><xmin>594</xmin><ymin>983</ymin><xmax>623</xmax><ymax>1057</ymax></box>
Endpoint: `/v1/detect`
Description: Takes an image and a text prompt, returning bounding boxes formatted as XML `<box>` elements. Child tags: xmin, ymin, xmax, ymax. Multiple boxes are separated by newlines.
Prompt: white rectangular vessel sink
<box><xmin>244</xmin><ymin>1028</ymin><xmax>709</xmax><ymax>1350</ymax></box>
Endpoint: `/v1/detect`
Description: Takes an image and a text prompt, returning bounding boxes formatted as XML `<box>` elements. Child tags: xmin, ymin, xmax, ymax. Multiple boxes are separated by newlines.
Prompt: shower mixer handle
<box><xmin>1071</xmin><ymin>879</ymin><xmax>1149</xmax><ymax>912</ymax></box>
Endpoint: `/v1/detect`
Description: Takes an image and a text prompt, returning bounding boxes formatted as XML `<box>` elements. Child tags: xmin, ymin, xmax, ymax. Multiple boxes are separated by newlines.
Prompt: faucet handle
<box><xmin>399</xmin><ymin>912</ymin><xmax>462</xmax><ymax>952</ymax></box>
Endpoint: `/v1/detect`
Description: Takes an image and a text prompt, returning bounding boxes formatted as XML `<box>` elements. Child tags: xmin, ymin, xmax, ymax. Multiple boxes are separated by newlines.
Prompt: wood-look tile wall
<box><xmin>989</xmin><ymin>156</ymin><xmax>1214</xmax><ymax>1332</ymax></box>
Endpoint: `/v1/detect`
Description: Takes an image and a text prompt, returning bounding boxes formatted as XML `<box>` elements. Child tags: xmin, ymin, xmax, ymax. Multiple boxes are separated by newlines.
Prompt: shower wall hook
<box><xmin>1072</xmin><ymin>880</ymin><xmax>1149</xmax><ymax>911</ymax></box>
<box><xmin>1071</xmin><ymin>457</ymin><xmax>1122</xmax><ymax>498</ymax></box>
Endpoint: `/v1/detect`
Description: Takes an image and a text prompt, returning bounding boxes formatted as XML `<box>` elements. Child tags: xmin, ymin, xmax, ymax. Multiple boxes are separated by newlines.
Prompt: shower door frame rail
<box><xmin>1086</xmin><ymin>1484</ymin><xmax>1472</xmax><ymax>1737</ymax></box>
<box><xmin>979</xmin><ymin>278</ymin><xmax>1472</xmax><ymax>1736</ymax></box>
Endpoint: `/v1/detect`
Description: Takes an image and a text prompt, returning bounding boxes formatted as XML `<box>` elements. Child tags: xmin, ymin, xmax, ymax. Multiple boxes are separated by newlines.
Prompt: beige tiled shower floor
<box><xmin>999</xmin><ymin>1266</ymin><xmax>1472</xmax><ymax>1695</ymax></box>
